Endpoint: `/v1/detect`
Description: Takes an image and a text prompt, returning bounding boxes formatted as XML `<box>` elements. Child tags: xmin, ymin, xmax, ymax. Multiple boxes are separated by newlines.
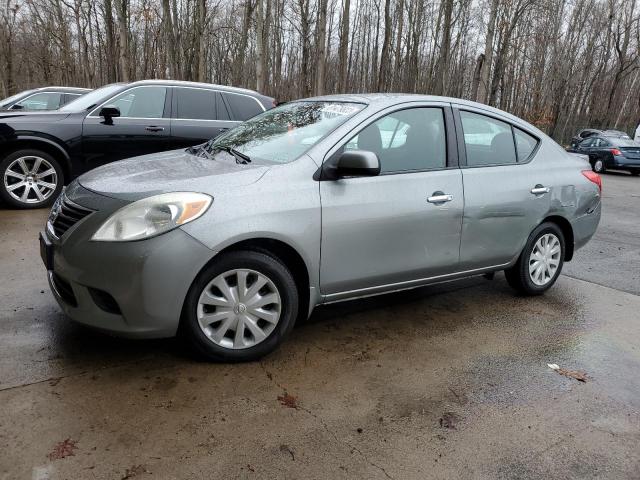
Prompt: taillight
<box><xmin>582</xmin><ymin>170</ymin><xmax>602</xmax><ymax>193</ymax></box>
<box><xmin>610</xmin><ymin>148</ymin><xmax>622</xmax><ymax>156</ymax></box>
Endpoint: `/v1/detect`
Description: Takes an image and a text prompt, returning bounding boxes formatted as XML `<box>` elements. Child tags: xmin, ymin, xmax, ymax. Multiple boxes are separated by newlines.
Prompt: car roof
<box><xmin>33</xmin><ymin>86</ymin><xmax>92</xmax><ymax>93</ymax></box>
<box><xmin>127</xmin><ymin>79</ymin><xmax>267</xmax><ymax>97</ymax></box>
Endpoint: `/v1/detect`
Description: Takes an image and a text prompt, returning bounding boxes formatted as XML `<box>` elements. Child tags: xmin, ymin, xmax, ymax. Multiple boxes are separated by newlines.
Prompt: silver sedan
<box><xmin>40</xmin><ymin>95</ymin><xmax>602</xmax><ymax>361</ymax></box>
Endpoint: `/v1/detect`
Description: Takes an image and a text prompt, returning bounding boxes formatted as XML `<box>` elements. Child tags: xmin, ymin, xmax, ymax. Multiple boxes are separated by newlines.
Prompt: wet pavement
<box><xmin>1</xmin><ymin>174</ymin><xmax>639</xmax><ymax>479</ymax></box>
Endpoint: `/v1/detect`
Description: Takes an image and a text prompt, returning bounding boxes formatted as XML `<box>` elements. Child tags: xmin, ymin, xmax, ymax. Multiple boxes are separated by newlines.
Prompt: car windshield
<box><xmin>0</xmin><ymin>90</ymin><xmax>34</xmax><ymax>108</ymax></box>
<box><xmin>202</xmin><ymin>101</ymin><xmax>366</xmax><ymax>164</ymax></box>
<box><xmin>59</xmin><ymin>84</ymin><xmax>124</xmax><ymax>112</ymax></box>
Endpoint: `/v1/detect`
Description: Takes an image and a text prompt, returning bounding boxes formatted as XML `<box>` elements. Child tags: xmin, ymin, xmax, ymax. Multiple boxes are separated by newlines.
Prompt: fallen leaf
<box><xmin>47</xmin><ymin>438</ymin><xmax>77</xmax><ymax>460</ymax></box>
<box><xmin>277</xmin><ymin>392</ymin><xmax>298</xmax><ymax>409</ymax></box>
<box><xmin>548</xmin><ymin>363</ymin><xmax>588</xmax><ymax>382</ymax></box>
<box><xmin>121</xmin><ymin>465</ymin><xmax>149</xmax><ymax>479</ymax></box>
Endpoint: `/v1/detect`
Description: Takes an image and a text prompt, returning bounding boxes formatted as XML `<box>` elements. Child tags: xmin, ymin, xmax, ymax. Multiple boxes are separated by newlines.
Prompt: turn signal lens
<box><xmin>581</xmin><ymin>170</ymin><xmax>602</xmax><ymax>193</ymax></box>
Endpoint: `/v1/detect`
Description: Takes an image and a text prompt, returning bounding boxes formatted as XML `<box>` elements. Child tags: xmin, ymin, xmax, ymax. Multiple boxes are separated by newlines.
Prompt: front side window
<box><xmin>223</xmin><ymin>93</ymin><xmax>263</xmax><ymax>121</ymax></box>
<box><xmin>104</xmin><ymin>86</ymin><xmax>167</xmax><ymax>118</ymax></box>
<box><xmin>579</xmin><ymin>138</ymin><xmax>594</xmax><ymax>148</ymax></box>
<box><xmin>176</xmin><ymin>88</ymin><xmax>216</xmax><ymax>120</ymax></box>
<box><xmin>344</xmin><ymin>107</ymin><xmax>446</xmax><ymax>173</ymax></box>
<box><xmin>203</xmin><ymin>101</ymin><xmax>365</xmax><ymax>164</ymax></box>
<box><xmin>460</xmin><ymin>111</ymin><xmax>516</xmax><ymax>166</ymax></box>
<box><xmin>15</xmin><ymin>92</ymin><xmax>62</xmax><ymax>110</ymax></box>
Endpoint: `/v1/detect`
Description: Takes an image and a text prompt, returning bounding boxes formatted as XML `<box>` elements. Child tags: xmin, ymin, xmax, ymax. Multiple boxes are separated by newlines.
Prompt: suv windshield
<box><xmin>59</xmin><ymin>84</ymin><xmax>124</xmax><ymax>112</ymax></box>
<box><xmin>203</xmin><ymin>101</ymin><xmax>365</xmax><ymax>164</ymax></box>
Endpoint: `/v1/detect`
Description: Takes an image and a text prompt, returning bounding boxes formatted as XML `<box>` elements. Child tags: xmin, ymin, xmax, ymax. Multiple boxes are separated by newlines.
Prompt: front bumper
<box><xmin>43</xmin><ymin>185</ymin><xmax>215</xmax><ymax>338</ymax></box>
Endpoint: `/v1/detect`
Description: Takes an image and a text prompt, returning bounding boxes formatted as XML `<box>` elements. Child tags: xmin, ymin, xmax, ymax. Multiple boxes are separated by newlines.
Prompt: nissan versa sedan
<box><xmin>40</xmin><ymin>95</ymin><xmax>602</xmax><ymax>361</ymax></box>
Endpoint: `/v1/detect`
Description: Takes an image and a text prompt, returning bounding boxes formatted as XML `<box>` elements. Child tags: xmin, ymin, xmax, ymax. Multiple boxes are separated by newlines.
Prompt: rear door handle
<box><xmin>145</xmin><ymin>126</ymin><xmax>164</xmax><ymax>132</ymax></box>
<box><xmin>530</xmin><ymin>185</ymin><xmax>550</xmax><ymax>195</ymax></box>
<box><xmin>427</xmin><ymin>193</ymin><xmax>453</xmax><ymax>204</ymax></box>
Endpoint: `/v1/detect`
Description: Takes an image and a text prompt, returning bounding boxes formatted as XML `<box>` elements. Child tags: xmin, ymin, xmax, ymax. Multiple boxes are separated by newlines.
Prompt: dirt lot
<box><xmin>0</xmin><ymin>173</ymin><xmax>639</xmax><ymax>479</ymax></box>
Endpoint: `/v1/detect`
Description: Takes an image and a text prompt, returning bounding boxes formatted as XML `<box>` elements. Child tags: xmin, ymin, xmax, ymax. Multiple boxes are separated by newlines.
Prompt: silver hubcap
<box><xmin>594</xmin><ymin>160</ymin><xmax>603</xmax><ymax>172</ymax></box>
<box><xmin>529</xmin><ymin>233</ymin><xmax>561</xmax><ymax>286</ymax></box>
<box><xmin>4</xmin><ymin>156</ymin><xmax>57</xmax><ymax>204</ymax></box>
<box><xmin>197</xmin><ymin>269</ymin><xmax>282</xmax><ymax>350</ymax></box>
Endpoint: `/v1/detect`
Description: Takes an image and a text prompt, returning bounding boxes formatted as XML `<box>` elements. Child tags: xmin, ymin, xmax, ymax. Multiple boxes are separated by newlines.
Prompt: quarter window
<box><xmin>460</xmin><ymin>111</ymin><xmax>516</xmax><ymax>166</ymax></box>
<box><xmin>345</xmin><ymin>108</ymin><xmax>447</xmax><ymax>173</ymax></box>
<box><xmin>105</xmin><ymin>86</ymin><xmax>167</xmax><ymax>118</ymax></box>
<box><xmin>514</xmin><ymin>128</ymin><xmax>538</xmax><ymax>162</ymax></box>
<box><xmin>176</xmin><ymin>88</ymin><xmax>216</xmax><ymax>120</ymax></box>
<box><xmin>222</xmin><ymin>92</ymin><xmax>263</xmax><ymax>121</ymax></box>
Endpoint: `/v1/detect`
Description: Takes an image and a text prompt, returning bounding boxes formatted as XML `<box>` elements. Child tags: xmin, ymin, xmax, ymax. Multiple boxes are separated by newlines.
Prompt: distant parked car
<box><xmin>0</xmin><ymin>80</ymin><xmax>274</xmax><ymax>208</ymax></box>
<box><xmin>0</xmin><ymin>87</ymin><xmax>90</xmax><ymax>111</ymax></box>
<box><xmin>40</xmin><ymin>94</ymin><xmax>601</xmax><ymax>361</ymax></box>
<box><xmin>572</xmin><ymin>136</ymin><xmax>640</xmax><ymax>175</ymax></box>
<box><xmin>569</xmin><ymin>128</ymin><xmax>630</xmax><ymax>149</ymax></box>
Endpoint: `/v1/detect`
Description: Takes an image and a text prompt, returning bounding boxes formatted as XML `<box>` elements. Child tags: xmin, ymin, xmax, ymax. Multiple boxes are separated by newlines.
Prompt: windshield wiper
<box><xmin>218</xmin><ymin>146</ymin><xmax>251</xmax><ymax>164</ymax></box>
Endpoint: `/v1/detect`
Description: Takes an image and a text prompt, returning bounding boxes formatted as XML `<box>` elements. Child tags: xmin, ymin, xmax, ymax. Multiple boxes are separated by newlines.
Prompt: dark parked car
<box><xmin>573</xmin><ymin>136</ymin><xmax>640</xmax><ymax>175</ymax></box>
<box><xmin>569</xmin><ymin>128</ymin><xmax>630</xmax><ymax>149</ymax></box>
<box><xmin>0</xmin><ymin>80</ymin><xmax>274</xmax><ymax>208</ymax></box>
<box><xmin>0</xmin><ymin>87</ymin><xmax>90</xmax><ymax>111</ymax></box>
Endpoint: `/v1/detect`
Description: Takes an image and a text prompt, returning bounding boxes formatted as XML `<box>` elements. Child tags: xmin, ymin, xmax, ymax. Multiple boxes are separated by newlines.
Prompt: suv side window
<box><xmin>15</xmin><ymin>92</ymin><xmax>62</xmax><ymax>110</ymax></box>
<box><xmin>345</xmin><ymin>107</ymin><xmax>447</xmax><ymax>173</ymax></box>
<box><xmin>222</xmin><ymin>92</ymin><xmax>263</xmax><ymax>121</ymax></box>
<box><xmin>514</xmin><ymin>128</ymin><xmax>538</xmax><ymax>162</ymax></box>
<box><xmin>176</xmin><ymin>88</ymin><xmax>216</xmax><ymax>120</ymax></box>
<box><xmin>105</xmin><ymin>86</ymin><xmax>167</xmax><ymax>118</ymax></box>
<box><xmin>460</xmin><ymin>111</ymin><xmax>516</xmax><ymax>166</ymax></box>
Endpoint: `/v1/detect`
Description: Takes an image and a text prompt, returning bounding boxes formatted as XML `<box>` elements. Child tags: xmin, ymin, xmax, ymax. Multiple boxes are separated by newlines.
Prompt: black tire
<box><xmin>180</xmin><ymin>250</ymin><xmax>299</xmax><ymax>362</ymax></box>
<box><xmin>504</xmin><ymin>222</ymin><xmax>565</xmax><ymax>296</ymax></box>
<box><xmin>0</xmin><ymin>149</ymin><xmax>64</xmax><ymax>209</ymax></box>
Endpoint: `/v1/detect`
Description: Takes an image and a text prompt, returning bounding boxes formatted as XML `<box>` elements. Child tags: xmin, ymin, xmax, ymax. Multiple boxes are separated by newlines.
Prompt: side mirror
<box><xmin>99</xmin><ymin>105</ymin><xmax>120</xmax><ymax>119</ymax></box>
<box><xmin>333</xmin><ymin>150</ymin><xmax>380</xmax><ymax>178</ymax></box>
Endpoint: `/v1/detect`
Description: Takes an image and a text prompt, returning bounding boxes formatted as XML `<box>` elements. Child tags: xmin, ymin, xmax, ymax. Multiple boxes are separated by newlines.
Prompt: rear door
<box><xmin>81</xmin><ymin>85</ymin><xmax>171</xmax><ymax>170</ymax></box>
<box><xmin>170</xmin><ymin>87</ymin><xmax>238</xmax><ymax>149</ymax></box>
<box><xmin>319</xmin><ymin>103</ymin><xmax>464</xmax><ymax>298</ymax></box>
<box><xmin>454</xmin><ymin>106</ymin><xmax>548</xmax><ymax>270</ymax></box>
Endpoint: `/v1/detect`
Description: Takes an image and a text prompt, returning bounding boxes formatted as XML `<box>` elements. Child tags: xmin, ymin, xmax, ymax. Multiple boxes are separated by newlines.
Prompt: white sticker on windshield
<box><xmin>320</xmin><ymin>104</ymin><xmax>361</xmax><ymax>116</ymax></box>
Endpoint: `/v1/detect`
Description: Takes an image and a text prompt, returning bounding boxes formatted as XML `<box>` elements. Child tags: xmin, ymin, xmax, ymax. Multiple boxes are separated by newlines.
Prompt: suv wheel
<box><xmin>505</xmin><ymin>222</ymin><xmax>565</xmax><ymax>295</ymax></box>
<box><xmin>0</xmin><ymin>149</ymin><xmax>63</xmax><ymax>208</ymax></box>
<box><xmin>181</xmin><ymin>250</ymin><xmax>299</xmax><ymax>362</ymax></box>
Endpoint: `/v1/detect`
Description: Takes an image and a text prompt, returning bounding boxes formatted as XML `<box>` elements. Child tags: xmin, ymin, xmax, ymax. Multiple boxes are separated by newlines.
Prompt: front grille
<box><xmin>51</xmin><ymin>273</ymin><xmax>77</xmax><ymax>307</ymax></box>
<box><xmin>50</xmin><ymin>195</ymin><xmax>94</xmax><ymax>238</ymax></box>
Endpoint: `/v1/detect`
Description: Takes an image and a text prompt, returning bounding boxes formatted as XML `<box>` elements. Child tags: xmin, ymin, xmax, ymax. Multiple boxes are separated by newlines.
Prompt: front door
<box><xmin>320</xmin><ymin>105</ymin><xmax>464</xmax><ymax>297</ymax></box>
<box><xmin>80</xmin><ymin>85</ymin><xmax>171</xmax><ymax>173</ymax></box>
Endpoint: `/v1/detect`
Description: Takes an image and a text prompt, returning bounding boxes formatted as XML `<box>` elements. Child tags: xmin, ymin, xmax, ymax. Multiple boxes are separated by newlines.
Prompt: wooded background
<box><xmin>1</xmin><ymin>0</ymin><xmax>639</xmax><ymax>143</ymax></box>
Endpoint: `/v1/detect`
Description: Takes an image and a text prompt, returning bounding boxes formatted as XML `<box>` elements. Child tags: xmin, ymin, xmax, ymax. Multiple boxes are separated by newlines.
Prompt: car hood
<box><xmin>0</xmin><ymin>111</ymin><xmax>71</xmax><ymax>122</ymax></box>
<box><xmin>78</xmin><ymin>149</ymin><xmax>271</xmax><ymax>201</ymax></box>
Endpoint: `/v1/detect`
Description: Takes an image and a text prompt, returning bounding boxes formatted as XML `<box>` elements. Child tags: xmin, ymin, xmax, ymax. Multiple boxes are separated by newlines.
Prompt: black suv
<box><xmin>0</xmin><ymin>80</ymin><xmax>274</xmax><ymax>208</ymax></box>
<box><xmin>0</xmin><ymin>87</ymin><xmax>91</xmax><ymax>111</ymax></box>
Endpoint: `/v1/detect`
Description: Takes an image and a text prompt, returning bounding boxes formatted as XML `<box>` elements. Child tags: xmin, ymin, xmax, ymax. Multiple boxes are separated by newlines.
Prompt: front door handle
<box><xmin>145</xmin><ymin>126</ymin><xmax>164</xmax><ymax>132</ymax></box>
<box><xmin>530</xmin><ymin>185</ymin><xmax>550</xmax><ymax>195</ymax></box>
<box><xmin>427</xmin><ymin>192</ymin><xmax>453</xmax><ymax>204</ymax></box>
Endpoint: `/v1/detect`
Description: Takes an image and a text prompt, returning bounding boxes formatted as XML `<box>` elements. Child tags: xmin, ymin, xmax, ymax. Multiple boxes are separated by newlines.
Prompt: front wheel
<box><xmin>181</xmin><ymin>250</ymin><xmax>299</xmax><ymax>362</ymax></box>
<box><xmin>505</xmin><ymin>222</ymin><xmax>565</xmax><ymax>295</ymax></box>
<box><xmin>0</xmin><ymin>149</ymin><xmax>64</xmax><ymax>208</ymax></box>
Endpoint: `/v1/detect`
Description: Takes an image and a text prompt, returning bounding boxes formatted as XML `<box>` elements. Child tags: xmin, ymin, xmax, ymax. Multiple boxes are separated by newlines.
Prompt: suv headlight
<box><xmin>92</xmin><ymin>192</ymin><xmax>212</xmax><ymax>242</ymax></box>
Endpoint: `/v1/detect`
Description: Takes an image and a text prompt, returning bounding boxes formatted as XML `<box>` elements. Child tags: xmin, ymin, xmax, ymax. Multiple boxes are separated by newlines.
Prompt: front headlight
<box><xmin>91</xmin><ymin>192</ymin><xmax>212</xmax><ymax>242</ymax></box>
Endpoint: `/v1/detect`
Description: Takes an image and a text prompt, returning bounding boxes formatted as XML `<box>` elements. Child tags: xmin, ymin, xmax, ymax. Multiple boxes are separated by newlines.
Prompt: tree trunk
<box><xmin>116</xmin><ymin>0</ymin><xmax>129</xmax><ymax>81</ymax></box>
<box><xmin>338</xmin><ymin>0</ymin><xmax>350</xmax><ymax>92</ymax></box>
<box><xmin>314</xmin><ymin>0</ymin><xmax>328</xmax><ymax>95</ymax></box>
<box><xmin>476</xmin><ymin>0</ymin><xmax>498</xmax><ymax>103</ymax></box>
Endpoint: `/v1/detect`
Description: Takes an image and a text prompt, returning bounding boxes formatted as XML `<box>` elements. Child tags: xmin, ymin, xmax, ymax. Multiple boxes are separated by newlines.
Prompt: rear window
<box><xmin>611</xmin><ymin>138</ymin><xmax>638</xmax><ymax>147</ymax></box>
<box><xmin>222</xmin><ymin>92</ymin><xmax>263</xmax><ymax>121</ymax></box>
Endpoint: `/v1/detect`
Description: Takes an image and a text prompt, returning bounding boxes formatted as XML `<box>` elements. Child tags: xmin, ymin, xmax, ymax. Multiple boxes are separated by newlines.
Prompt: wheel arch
<box><xmin>542</xmin><ymin>215</ymin><xmax>575</xmax><ymax>261</ymax></box>
<box><xmin>0</xmin><ymin>136</ymin><xmax>71</xmax><ymax>181</ymax></box>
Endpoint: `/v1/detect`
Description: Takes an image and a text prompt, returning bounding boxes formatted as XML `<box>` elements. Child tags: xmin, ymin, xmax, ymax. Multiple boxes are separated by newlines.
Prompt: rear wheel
<box><xmin>505</xmin><ymin>222</ymin><xmax>565</xmax><ymax>295</ymax></box>
<box><xmin>0</xmin><ymin>149</ymin><xmax>63</xmax><ymax>209</ymax></box>
<box><xmin>181</xmin><ymin>250</ymin><xmax>299</xmax><ymax>362</ymax></box>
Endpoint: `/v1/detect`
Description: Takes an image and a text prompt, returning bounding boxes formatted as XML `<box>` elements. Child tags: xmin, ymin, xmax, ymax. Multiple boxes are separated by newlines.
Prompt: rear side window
<box><xmin>460</xmin><ymin>111</ymin><xmax>516</xmax><ymax>166</ymax></box>
<box><xmin>223</xmin><ymin>93</ymin><xmax>263</xmax><ymax>121</ymax></box>
<box><xmin>514</xmin><ymin>128</ymin><xmax>538</xmax><ymax>161</ymax></box>
<box><xmin>15</xmin><ymin>92</ymin><xmax>62</xmax><ymax>110</ymax></box>
<box><xmin>176</xmin><ymin>88</ymin><xmax>216</xmax><ymax>120</ymax></box>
